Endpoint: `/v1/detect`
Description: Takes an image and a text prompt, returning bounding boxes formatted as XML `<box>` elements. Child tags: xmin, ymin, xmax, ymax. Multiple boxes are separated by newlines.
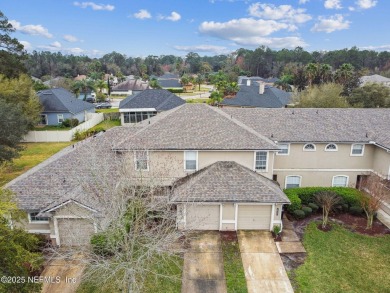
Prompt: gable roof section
<box><xmin>360</xmin><ymin>74</ymin><xmax>390</xmax><ymax>84</ymax></box>
<box><xmin>38</xmin><ymin>88</ymin><xmax>95</xmax><ymax>114</ymax></box>
<box><xmin>157</xmin><ymin>79</ymin><xmax>182</xmax><ymax>88</ymax></box>
<box><xmin>222</xmin><ymin>107</ymin><xmax>390</xmax><ymax>149</ymax></box>
<box><xmin>119</xmin><ymin>89</ymin><xmax>185</xmax><ymax>111</ymax></box>
<box><xmin>170</xmin><ymin>161</ymin><xmax>289</xmax><ymax>203</ymax></box>
<box><xmin>112</xmin><ymin>79</ymin><xmax>151</xmax><ymax>91</ymax></box>
<box><xmin>114</xmin><ymin>103</ymin><xmax>277</xmax><ymax>151</ymax></box>
<box><xmin>221</xmin><ymin>84</ymin><xmax>291</xmax><ymax>108</ymax></box>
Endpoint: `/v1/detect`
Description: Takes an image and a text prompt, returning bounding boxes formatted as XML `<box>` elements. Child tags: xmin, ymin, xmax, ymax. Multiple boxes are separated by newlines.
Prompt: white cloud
<box><xmin>9</xmin><ymin>20</ymin><xmax>52</xmax><ymax>38</ymax></box>
<box><xmin>356</xmin><ymin>0</ymin><xmax>377</xmax><ymax>9</ymax></box>
<box><xmin>229</xmin><ymin>36</ymin><xmax>307</xmax><ymax>48</ymax></box>
<box><xmin>133</xmin><ymin>9</ymin><xmax>151</xmax><ymax>19</ymax></box>
<box><xmin>324</xmin><ymin>0</ymin><xmax>343</xmax><ymax>9</ymax></box>
<box><xmin>159</xmin><ymin>11</ymin><xmax>182</xmax><ymax>22</ymax></box>
<box><xmin>311</xmin><ymin>14</ymin><xmax>350</xmax><ymax>33</ymax></box>
<box><xmin>248</xmin><ymin>3</ymin><xmax>312</xmax><ymax>24</ymax></box>
<box><xmin>348</xmin><ymin>6</ymin><xmax>356</xmax><ymax>11</ymax></box>
<box><xmin>174</xmin><ymin>44</ymin><xmax>230</xmax><ymax>54</ymax></box>
<box><xmin>20</xmin><ymin>41</ymin><xmax>32</xmax><ymax>50</ymax></box>
<box><xmin>63</xmin><ymin>34</ymin><xmax>78</xmax><ymax>42</ymax></box>
<box><xmin>50</xmin><ymin>41</ymin><xmax>62</xmax><ymax>48</ymax></box>
<box><xmin>359</xmin><ymin>44</ymin><xmax>390</xmax><ymax>51</ymax></box>
<box><xmin>37</xmin><ymin>43</ymin><xmax>103</xmax><ymax>56</ymax></box>
<box><xmin>199</xmin><ymin>18</ymin><xmax>294</xmax><ymax>39</ymax></box>
<box><xmin>299</xmin><ymin>0</ymin><xmax>310</xmax><ymax>4</ymax></box>
<box><xmin>73</xmin><ymin>2</ymin><xmax>114</xmax><ymax>11</ymax></box>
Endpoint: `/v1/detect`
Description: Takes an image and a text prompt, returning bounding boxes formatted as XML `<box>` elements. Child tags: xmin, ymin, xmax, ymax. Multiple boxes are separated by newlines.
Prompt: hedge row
<box><xmin>284</xmin><ymin>187</ymin><xmax>363</xmax><ymax>212</ymax></box>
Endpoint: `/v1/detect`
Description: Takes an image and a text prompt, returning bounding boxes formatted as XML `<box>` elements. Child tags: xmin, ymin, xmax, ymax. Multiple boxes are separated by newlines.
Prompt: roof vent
<box><xmin>246</xmin><ymin>79</ymin><xmax>251</xmax><ymax>86</ymax></box>
<box><xmin>292</xmin><ymin>110</ymin><xmax>294</xmax><ymax>115</ymax></box>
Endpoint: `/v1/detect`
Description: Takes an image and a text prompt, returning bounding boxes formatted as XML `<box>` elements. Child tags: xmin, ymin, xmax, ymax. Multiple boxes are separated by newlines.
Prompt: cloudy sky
<box><xmin>2</xmin><ymin>0</ymin><xmax>388</xmax><ymax>57</ymax></box>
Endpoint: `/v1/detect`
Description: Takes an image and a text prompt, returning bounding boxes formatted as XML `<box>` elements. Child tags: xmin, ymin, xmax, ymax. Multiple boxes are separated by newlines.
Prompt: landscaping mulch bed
<box><xmin>290</xmin><ymin>213</ymin><xmax>390</xmax><ymax>239</ymax></box>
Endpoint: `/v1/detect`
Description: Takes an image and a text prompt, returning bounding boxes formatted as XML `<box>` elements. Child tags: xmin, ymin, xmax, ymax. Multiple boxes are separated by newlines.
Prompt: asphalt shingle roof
<box><xmin>222</xmin><ymin>107</ymin><xmax>390</xmax><ymax>148</ymax></box>
<box><xmin>221</xmin><ymin>84</ymin><xmax>291</xmax><ymax>108</ymax></box>
<box><xmin>170</xmin><ymin>161</ymin><xmax>289</xmax><ymax>203</ymax></box>
<box><xmin>157</xmin><ymin>79</ymin><xmax>182</xmax><ymax>88</ymax></box>
<box><xmin>119</xmin><ymin>89</ymin><xmax>185</xmax><ymax>110</ymax></box>
<box><xmin>112</xmin><ymin>79</ymin><xmax>151</xmax><ymax>91</ymax></box>
<box><xmin>114</xmin><ymin>103</ymin><xmax>278</xmax><ymax>150</ymax></box>
<box><xmin>38</xmin><ymin>88</ymin><xmax>95</xmax><ymax>114</ymax></box>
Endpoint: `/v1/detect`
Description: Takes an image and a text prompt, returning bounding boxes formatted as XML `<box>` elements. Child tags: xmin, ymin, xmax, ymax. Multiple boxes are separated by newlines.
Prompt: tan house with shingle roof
<box><xmin>5</xmin><ymin>104</ymin><xmax>390</xmax><ymax>245</ymax></box>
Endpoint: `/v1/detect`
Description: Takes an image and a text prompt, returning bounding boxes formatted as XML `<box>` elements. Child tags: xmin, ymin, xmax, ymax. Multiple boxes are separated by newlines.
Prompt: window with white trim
<box><xmin>39</xmin><ymin>114</ymin><xmax>48</xmax><ymax>125</ymax></box>
<box><xmin>332</xmin><ymin>176</ymin><xmax>348</xmax><ymax>187</ymax></box>
<box><xmin>184</xmin><ymin>151</ymin><xmax>197</xmax><ymax>171</ymax></box>
<box><xmin>255</xmin><ymin>151</ymin><xmax>267</xmax><ymax>171</ymax></box>
<box><xmin>303</xmin><ymin>143</ymin><xmax>316</xmax><ymax>151</ymax></box>
<box><xmin>29</xmin><ymin>212</ymin><xmax>49</xmax><ymax>223</ymax></box>
<box><xmin>134</xmin><ymin>150</ymin><xmax>149</xmax><ymax>171</ymax></box>
<box><xmin>277</xmin><ymin>143</ymin><xmax>289</xmax><ymax>155</ymax></box>
<box><xmin>285</xmin><ymin>176</ymin><xmax>301</xmax><ymax>189</ymax></box>
<box><xmin>57</xmin><ymin>114</ymin><xmax>64</xmax><ymax>124</ymax></box>
<box><xmin>325</xmin><ymin>143</ymin><xmax>338</xmax><ymax>151</ymax></box>
<box><xmin>351</xmin><ymin>144</ymin><xmax>364</xmax><ymax>156</ymax></box>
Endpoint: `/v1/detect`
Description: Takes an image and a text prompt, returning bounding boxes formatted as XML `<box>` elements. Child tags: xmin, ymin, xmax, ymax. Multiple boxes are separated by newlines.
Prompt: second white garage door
<box><xmin>186</xmin><ymin>205</ymin><xmax>220</xmax><ymax>230</ymax></box>
<box><xmin>237</xmin><ymin>205</ymin><xmax>272</xmax><ymax>230</ymax></box>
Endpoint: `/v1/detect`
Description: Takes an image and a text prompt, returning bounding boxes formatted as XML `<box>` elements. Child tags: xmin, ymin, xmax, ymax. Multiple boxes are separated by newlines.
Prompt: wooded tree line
<box><xmin>24</xmin><ymin>46</ymin><xmax>390</xmax><ymax>80</ymax></box>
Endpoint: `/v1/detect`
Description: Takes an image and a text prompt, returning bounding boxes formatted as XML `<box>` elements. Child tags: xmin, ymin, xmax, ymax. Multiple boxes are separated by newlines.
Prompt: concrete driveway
<box><xmin>237</xmin><ymin>231</ymin><xmax>294</xmax><ymax>293</ymax></box>
<box><xmin>182</xmin><ymin>231</ymin><xmax>227</xmax><ymax>293</ymax></box>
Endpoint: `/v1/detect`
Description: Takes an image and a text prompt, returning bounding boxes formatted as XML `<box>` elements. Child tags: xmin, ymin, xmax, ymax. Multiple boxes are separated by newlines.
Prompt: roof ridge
<box><xmin>156</xmin><ymin>91</ymin><xmax>178</xmax><ymax>109</ymax></box>
<box><xmin>209</xmin><ymin>105</ymin><xmax>277</xmax><ymax>148</ymax></box>
<box><xmin>53</xmin><ymin>88</ymin><xmax>75</xmax><ymax>114</ymax></box>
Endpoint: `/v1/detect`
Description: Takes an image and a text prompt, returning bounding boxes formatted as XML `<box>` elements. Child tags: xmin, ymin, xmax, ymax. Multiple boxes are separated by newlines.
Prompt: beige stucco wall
<box><xmin>55</xmin><ymin>202</ymin><xmax>95</xmax><ymax>218</ymax></box>
<box><xmin>274</xmin><ymin>143</ymin><xmax>374</xmax><ymax>170</ymax></box>
<box><xmin>222</xmin><ymin>203</ymin><xmax>234</xmax><ymax>220</ymax></box>
<box><xmin>372</xmin><ymin>147</ymin><xmax>390</xmax><ymax>177</ymax></box>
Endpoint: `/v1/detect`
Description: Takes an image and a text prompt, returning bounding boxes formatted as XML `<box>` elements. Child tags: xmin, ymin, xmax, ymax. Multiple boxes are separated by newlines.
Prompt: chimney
<box><xmin>259</xmin><ymin>82</ymin><xmax>265</xmax><ymax>94</ymax></box>
<box><xmin>246</xmin><ymin>79</ymin><xmax>251</xmax><ymax>86</ymax></box>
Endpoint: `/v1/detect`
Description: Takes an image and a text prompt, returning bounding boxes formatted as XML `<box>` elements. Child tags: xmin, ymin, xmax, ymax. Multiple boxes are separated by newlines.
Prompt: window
<box><xmin>351</xmin><ymin>144</ymin><xmax>364</xmax><ymax>156</ymax></box>
<box><xmin>57</xmin><ymin>114</ymin><xmax>64</xmax><ymax>124</ymax></box>
<box><xmin>325</xmin><ymin>143</ymin><xmax>338</xmax><ymax>151</ymax></box>
<box><xmin>255</xmin><ymin>151</ymin><xmax>267</xmax><ymax>171</ymax></box>
<box><xmin>184</xmin><ymin>151</ymin><xmax>197</xmax><ymax>171</ymax></box>
<box><xmin>134</xmin><ymin>151</ymin><xmax>149</xmax><ymax>171</ymax></box>
<box><xmin>277</xmin><ymin>143</ymin><xmax>289</xmax><ymax>155</ymax></box>
<box><xmin>285</xmin><ymin>176</ymin><xmax>301</xmax><ymax>189</ymax></box>
<box><xmin>29</xmin><ymin>212</ymin><xmax>49</xmax><ymax>223</ymax></box>
<box><xmin>39</xmin><ymin>114</ymin><xmax>48</xmax><ymax>125</ymax></box>
<box><xmin>303</xmin><ymin>143</ymin><xmax>316</xmax><ymax>151</ymax></box>
<box><xmin>123</xmin><ymin>112</ymin><xmax>157</xmax><ymax>123</ymax></box>
<box><xmin>332</xmin><ymin>176</ymin><xmax>348</xmax><ymax>187</ymax></box>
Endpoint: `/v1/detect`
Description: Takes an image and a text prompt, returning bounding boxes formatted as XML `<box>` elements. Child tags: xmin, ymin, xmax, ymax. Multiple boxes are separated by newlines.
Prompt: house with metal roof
<box><xmin>37</xmin><ymin>88</ymin><xmax>95</xmax><ymax>126</ymax></box>
<box><xmin>5</xmin><ymin>103</ymin><xmax>390</xmax><ymax>245</ymax></box>
<box><xmin>119</xmin><ymin>89</ymin><xmax>185</xmax><ymax>125</ymax></box>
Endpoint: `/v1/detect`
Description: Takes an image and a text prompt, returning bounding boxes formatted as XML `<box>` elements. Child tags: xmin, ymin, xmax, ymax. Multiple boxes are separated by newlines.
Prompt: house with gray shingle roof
<box><xmin>37</xmin><ymin>88</ymin><xmax>95</xmax><ymax>125</ymax></box>
<box><xmin>111</xmin><ymin>79</ymin><xmax>151</xmax><ymax>96</ymax></box>
<box><xmin>5</xmin><ymin>103</ymin><xmax>390</xmax><ymax>245</ymax></box>
<box><xmin>360</xmin><ymin>74</ymin><xmax>390</xmax><ymax>87</ymax></box>
<box><xmin>221</xmin><ymin>80</ymin><xmax>291</xmax><ymax>108</ymax></box>
<box><xmin>119</xmin><ymin>89</ymin><xmax>185</xmax><ymax>125</ymax></box>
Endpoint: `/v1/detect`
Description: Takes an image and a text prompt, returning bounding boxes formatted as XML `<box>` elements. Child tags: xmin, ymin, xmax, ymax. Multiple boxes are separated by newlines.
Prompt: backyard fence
<box><xmin>23</xmin><ymin>113</ymin><xmax>104</xmax><ymax>142</ymax></box>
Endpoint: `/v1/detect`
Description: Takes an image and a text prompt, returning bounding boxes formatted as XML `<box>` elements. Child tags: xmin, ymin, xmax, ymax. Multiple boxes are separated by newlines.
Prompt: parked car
<box><xmin>86</xmin><ymin>97</ymin><xmax>96</xmax><ymax>103</ymax></box>
<box><xmin>95</xmin><ymin>102</ymin><xmax>112</xmax><ymax>109</ymax></box>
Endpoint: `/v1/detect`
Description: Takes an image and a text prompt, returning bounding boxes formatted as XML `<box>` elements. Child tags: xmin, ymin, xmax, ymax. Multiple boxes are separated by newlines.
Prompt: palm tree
<box><xmin>195</xmin><ymin>75</ymin><xmax>205</xmax><ymax>91</ymax></box>
<box><xmin>304</xmin><ymin>63</ymin><xmax>319</xmax><ymax>87</ymax></box>
<box><xmin>319</xmin><ymin>64</ymin><xmax>333</xmax><ymax>83</ymax></box>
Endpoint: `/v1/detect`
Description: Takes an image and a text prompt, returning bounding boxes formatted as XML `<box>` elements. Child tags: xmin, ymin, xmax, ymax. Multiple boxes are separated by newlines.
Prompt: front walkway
<box><xmin>182</xmin><ymin>231</ymin><xmax>227</xmax><ymax>293</ymax></box>
<box><xmin>276</xmin><ymin>216</ymin><xmax>306</xmax><ymax>253</ymax></box>
<box><xmin>237</xmin><ymin>231</ymin><xmax>294</xmax><ymax>293</ymax></box>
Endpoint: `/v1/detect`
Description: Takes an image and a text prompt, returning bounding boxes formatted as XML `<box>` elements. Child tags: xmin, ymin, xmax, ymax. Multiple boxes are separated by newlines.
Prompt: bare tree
<box><xmin>314</xmin><ymin>191</ymin><xmax>341</xmax><ymax>229</ymax></box>
<box><xmin>358</xmin><ymin>174</ymin><xmax>389</xmax><ymax>229</ymax></box>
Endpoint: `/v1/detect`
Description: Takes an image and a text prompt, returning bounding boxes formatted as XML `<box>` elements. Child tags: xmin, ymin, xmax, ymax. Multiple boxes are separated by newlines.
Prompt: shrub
<box><xmin>302</xmin><ymin>206</ymin><xmax>313</xmax><ymax>216</ymax></box>
<box><xmin>349</xmin><ymin>205</ymin><xmax>363</xmax><ymax>216</ymax></box>
<box><xmin>273</xmin><ymin>225</ymin><xmax>281</xmax><ymax>235</ymax></box>
<box><xmin>287</xmin><ymin>193</ymin><xmax>301</xmax><ymax>212</ymax></box>
<box><xmin>90</xmin><ymin>233</ymin><xmax>113</xmax><ymax>257</ymax></box>
<box><xmin>308</xmin><ymin>202</ymin><xmax>319</xmax><ymax>213</ymax></box>
<box><xmin>167</xmin><ymin>88</ymin><xmax>184</xmax><ymax>93</ymax></box>
<box><xmin>293</xmin><ymin>209</ymin><xmax>306</xmax><ymax>219</ymax></box>
<box><xmin>62</xmin><ymin>118</ymin><xmax>79</xmax><ymax>127</ymax></box>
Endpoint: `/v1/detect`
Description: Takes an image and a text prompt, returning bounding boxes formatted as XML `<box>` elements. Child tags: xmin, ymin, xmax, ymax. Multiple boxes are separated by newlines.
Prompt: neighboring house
<box><xmin>360</xmin><ymin>74</ymin><xmax>390</xmax><ymax>87</ymax></box>
<box><xmin>37</xmin><ymin>88</ymin><xmax>95</xmax><ymax>125</ymax></box>
<box><xmin>156</xmin><ymin>72</ymin><xmax>183</xmax><ymax>89</ymax></box>
<box><xmin>221</xmin><ymin>80</ymin><xmax>291</xmax><ymax>108</ymax></box>
<box><xmin>238</xmin><ymin>76</ymin><xmax>279</xmax><ymax>86</ymax></box>
<box><xmin>5</xmin><ymin>104</ymin><xmax>390</xmax><ymax>246</ymax></box>
<box><xmin>119</xmin><ymin>89</ymin><xmax>185</xmax><ymax>125</ymax></box>
<box><xmin>111</xmin><ymin>79</ymin><xmax>151</xmax><ymax>96</ymax></box>
<box><xmin>74</xmin><ymin>74</ymin><xmax>87</xmax><ymax>81</ymax></box>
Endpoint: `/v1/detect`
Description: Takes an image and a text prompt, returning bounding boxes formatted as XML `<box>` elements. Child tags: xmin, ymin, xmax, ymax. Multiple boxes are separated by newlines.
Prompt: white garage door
<box><xmin>57</xmin><ymin>218</ymin><xmax>95</xmax><ymax>246</ymax></box>
<box><xmin>237</xmin><ymin>205</ymin><xmax>272</xmax><ymax>230</ymax></box>
<box><xmin>186</xmin><ymin>205</ymin><xmax>220</xmax><ymax>230</ymax></box>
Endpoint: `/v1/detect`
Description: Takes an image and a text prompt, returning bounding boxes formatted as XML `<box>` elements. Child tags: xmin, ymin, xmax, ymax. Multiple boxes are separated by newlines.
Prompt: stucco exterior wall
<box><xmin>372</xmin><ymin>147</ymin><xmax>390</xmax><ymax>178</ymax></box>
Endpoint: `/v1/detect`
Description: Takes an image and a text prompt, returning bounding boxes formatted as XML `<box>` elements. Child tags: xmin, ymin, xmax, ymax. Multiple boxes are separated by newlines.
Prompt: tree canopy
<box><xmin>348</xmin><ymin>83</ymin><xmax>390</xmax><ymax>108</ymax></box>
<box><xmin>294</xmin><ymin>83</ymin><xmax>349</xmax><ymax>108</ymax></box>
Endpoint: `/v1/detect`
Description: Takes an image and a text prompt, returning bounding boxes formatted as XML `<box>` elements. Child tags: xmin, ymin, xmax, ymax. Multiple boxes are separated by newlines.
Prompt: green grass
<box><xmin>221</xmin><ymin>234</ymin><xmax>248</xmax><ymax>293</ymax></box>
<box><xmin>33</xmin><ymin>125</ymin><xmax>71</xmax><ymax>131</ymax></box>
<box><xmin>186</xmin><ymin>98</ymin><xmax>211</xmax><ymax>104</ymax></box>
<box><xmin>89</xmin><ymin>119</ymin><xmax>121</xmax><ymax>131</ymax></box>
<box><xmin>294</xmin><ymin>222</ymin><xmax>390</xmax><ymax>293</ymax></box>
<box><xmin>77</xmin><ymin>255</ymin><xmax>183</xmax><ymax>293</ymax></box>
<box><xmin>95</xmin><ymin>108</ymin><xmax>119</xmax><ymax>113</ymax></box>
<box><xmin>0</xmin><ymin>142</ymin><xmax>72</xmax><ymax>186</ymax></box>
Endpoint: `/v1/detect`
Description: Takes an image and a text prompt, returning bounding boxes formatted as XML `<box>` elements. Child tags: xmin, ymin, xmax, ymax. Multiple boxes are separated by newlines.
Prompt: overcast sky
<box><xmin>2</xmin><ymin>0</ymin><xmax>388</xmax><ymax>57</ymax></box>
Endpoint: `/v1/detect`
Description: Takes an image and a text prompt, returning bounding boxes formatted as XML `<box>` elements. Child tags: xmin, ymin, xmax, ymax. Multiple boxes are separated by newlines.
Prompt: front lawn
<box><xmin>89</xmin><ymin>119</ymin><xmax>121</xmax><ymax>131</ymax></box>
<box><xmin>0</xmin><ymin>142</ymin><xmax>72</xmax><ymax>186</ymax></box>
<box><xmin>221</xmin><ymin>232</ymin><xmax>247</xmax><ymax>293</ymax></box>
<box><xmin>95</xmin><ymin>108</ymin><xmax>119</xmax><ymax>113</ymax></box>
<box><xmin>294</xmin><ymin>222</ymin><xmax>390</xmax><ymax>293</ymax></box>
